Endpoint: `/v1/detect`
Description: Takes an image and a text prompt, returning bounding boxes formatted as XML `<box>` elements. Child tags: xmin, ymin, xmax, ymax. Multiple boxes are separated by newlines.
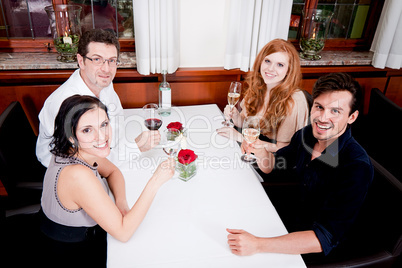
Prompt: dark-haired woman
<box><xmin>39</xmin><ymin>95</ymin><xmax>174</xmax><ymax>267</ymax></box>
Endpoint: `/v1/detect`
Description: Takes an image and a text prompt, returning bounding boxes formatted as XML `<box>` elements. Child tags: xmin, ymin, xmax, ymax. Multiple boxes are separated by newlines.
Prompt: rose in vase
<box><xmin>176</xmin><ymin>149</ymin><xmax>198</xmax><ymax>181</ymax></box>
<box><xmin>166</xmin><ymin>122</ymin><xmax>186</xmax><ymax>142</ymax></box>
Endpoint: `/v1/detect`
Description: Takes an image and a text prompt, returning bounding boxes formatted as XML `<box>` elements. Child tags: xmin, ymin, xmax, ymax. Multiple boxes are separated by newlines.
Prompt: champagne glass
<box><xmin>162</xmin><ymin>129</ymin><xmax>182</xmax><ymax>158</ymax></box>
<box><xmin>143</xmin><ymin>103</ymin><xmax>162</xmax><ymax>130</ymax></box>
<box><xmin>222</xmin><ymin>82</ymin><xmax>242</xmax><ymax>127</ymax></box>
<box><xmin>240</xmin><ymin>116</ymin><xmax>260</xmax><ymax>163</ymax></box>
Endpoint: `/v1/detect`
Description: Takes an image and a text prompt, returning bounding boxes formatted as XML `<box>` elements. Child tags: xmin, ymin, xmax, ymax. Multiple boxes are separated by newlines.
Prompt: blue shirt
<box><xmin>274</xmin><ymin>124</ymin><xmax>373</xmax><ymax>255</ymax></box>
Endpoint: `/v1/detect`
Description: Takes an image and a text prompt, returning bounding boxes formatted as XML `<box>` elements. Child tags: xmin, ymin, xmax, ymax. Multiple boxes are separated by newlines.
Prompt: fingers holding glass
<box><xmin>222</xmin><ymin>82</ymin><xmax>242</xmax><ymax>127</ymax></box>
<box><xmin>240</xmin><ymin>116</ymin><xmax>260</xmax><ymax>163</ymax></box>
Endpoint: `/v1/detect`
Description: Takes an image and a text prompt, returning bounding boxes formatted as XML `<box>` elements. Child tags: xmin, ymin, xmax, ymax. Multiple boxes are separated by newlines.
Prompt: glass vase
<box><xmin>176</xmin><ymin>161</ymin><xmax>197</xmax><ymax>182</ymax></box>
<box><xmin>45</xmin><ymin>5</ymin><xmax>82</xmax><ymax>63</ymax></box>
<box><xmin>299</xmin><ymin>9</ymin><xmax>333</xmax><ymax>60</ymax></box>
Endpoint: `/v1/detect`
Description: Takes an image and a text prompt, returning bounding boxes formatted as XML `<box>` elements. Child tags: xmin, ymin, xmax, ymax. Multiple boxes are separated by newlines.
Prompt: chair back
<box><xmin>0</xmin><ymin>101</ymin><xmax>45</xmax><ymax>195</ymax></box>
<box><xmin>365</xmin><ymin>88</ymin><xmax>402</xmax><ymax>180</ymax></box>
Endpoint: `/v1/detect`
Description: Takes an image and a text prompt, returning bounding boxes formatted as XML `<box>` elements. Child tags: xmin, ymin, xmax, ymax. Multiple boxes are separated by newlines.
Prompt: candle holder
<box><xmin>45</xmin><ymin>5</ymin><xmax>82</xmax><ymax>63</ymax></box>
<box><xmin>299</xmin><ymin>9</ymin><xmax>333</xmax><ymax>60</ymax></box>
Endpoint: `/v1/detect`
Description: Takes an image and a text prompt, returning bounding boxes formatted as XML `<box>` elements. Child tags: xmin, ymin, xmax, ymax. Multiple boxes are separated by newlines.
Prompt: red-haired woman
<box><xmin>218</xmin><ymin>39</ymin><xmax>309</xmax><ymax>152</ymax></box>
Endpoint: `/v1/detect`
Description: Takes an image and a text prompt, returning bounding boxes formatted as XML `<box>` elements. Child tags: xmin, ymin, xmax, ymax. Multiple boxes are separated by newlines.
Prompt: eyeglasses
<box><xmin>84</xmin><ymin>56</ymin><xmax>121</xmax><ymax>67</ymax></box>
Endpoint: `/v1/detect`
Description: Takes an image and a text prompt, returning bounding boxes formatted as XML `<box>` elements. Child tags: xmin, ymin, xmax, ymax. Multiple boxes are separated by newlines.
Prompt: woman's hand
<box><xmin>152</xmin><ymin>158</ymin><xmax>176</xmax><ymax>186</ymax></box>
<box><xmin>224</xmin><ymin>105</ymin><xmax>242</xmax><ymax>127</ymax></box>
<box><xmin>216</xmin><ymin>127</ymin><xmax>243</xmax><ymax>142</ymax></box>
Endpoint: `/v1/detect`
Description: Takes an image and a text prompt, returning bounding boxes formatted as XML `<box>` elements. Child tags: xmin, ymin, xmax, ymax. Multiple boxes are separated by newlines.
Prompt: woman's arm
<box><xmin>96</xmin><ymin>157</ymin><xmax>129</xmax><ymax>215</ymax></box>
<box><xmin>60</xmin><ymin>158</ymin><xmax>175</xmax><ymax>242</ymax></box>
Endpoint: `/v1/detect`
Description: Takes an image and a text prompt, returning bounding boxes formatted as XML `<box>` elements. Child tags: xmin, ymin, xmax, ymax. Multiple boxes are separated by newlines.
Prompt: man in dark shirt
<box><xmin>227</xmin><ymin>73</ymin><xmax>373</xmax><ymax>257</ymax></box>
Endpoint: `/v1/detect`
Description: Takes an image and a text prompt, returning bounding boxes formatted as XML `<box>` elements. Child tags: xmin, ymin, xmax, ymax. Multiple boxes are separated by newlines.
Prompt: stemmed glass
<box><xmin>222</xmin><ymin>81</ymin><xmax>242</xmax><ymax>127</ymax></box>
<box><xmin>240</xmin><ymin>116</ymin><xmax>260</xmax><ymax>163</ymax></box>
<box><xmin>162</xmin><ymin>129</ymin><xmax>182</xmax><ymax>158</ymax></box>
<box><xmin>143</xmin><ymin>103</ymin><xmax>162</xmax><ymax>130</ymax></box>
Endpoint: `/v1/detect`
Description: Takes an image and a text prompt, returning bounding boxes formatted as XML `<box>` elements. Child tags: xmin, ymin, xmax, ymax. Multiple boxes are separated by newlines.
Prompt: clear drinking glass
<box><xmin>143</xmin><ymin>103</ymin><xmax>162</xmax><ymax>130</ymax></box>
<box><xmin>222</xmin><ymin>82</ymin><xmax>242</xmax><ymax>127</ymax></box>
<box><xmin>162</xmin><ymin>129</ymin><xmax>182</xmax><ymax>158</ymax></box>
<box><xmin>240</xmin><ymin>116</ymin><xmax>260</xmax><ymax>163</ymax></box>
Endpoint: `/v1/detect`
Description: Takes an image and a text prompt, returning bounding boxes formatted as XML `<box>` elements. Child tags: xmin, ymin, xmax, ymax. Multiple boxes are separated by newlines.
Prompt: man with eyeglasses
<box><xmin>36</xmin><ymin>29</ymin><xmax>160</xmax><ymax>168</ymax></box>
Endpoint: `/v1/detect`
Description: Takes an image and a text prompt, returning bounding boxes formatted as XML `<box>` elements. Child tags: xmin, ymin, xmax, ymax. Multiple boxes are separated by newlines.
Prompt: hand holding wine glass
<box><xmin>222</xmin><ymin>82</ymin><xmax>242</xmax><ymax>127</ymax></box>
<box><xmin>240</xmin><ymin>116</ymin><xmax>260</xmax><ymax>163</ymax></box>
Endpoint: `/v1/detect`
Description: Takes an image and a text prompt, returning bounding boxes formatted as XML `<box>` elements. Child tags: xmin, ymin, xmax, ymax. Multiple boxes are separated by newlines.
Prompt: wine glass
<box><xmin>143</xmin><ymin>103</ymin><xmax>162</xmax><ymax>130</ymax></box>
<box><xmin>162</xmin><ymin>129</ymin><xmax>182</xmax><ymax>158</ymax></box>
<box><xmin>240</xmin><ymin>116</ymin><xmax>260</xmax><ymax>163</ymax></box>
<box><xmin>222</xmin><ymin>81</ymin><xmax>242</xmax><ymax>127</ymax></box>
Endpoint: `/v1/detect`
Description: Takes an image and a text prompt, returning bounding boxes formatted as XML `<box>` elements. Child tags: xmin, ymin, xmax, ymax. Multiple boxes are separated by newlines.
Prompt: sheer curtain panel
<box><xmin>370</xmin><ymin>0</ymin><xmax>402</xmax><ymax>69</ymax></box>
<box><xmin>133</xmin><ymin>0</ymin><xmax>180</xmax><ymax>75</ymax></box>
<box><xmin>224</xmin><ymin>0</ymin><xmax>292</xmax><ymax>72</ymax></box>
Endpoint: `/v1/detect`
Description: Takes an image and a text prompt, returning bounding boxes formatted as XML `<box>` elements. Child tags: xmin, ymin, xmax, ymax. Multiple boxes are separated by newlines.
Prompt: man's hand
<box><xmin>227</xmin><ymin>228</ymin><xmax>260</xmax><ymax>256</ymax></box>
<box><xmin>135</xmin><ymin>130</ymin><xmax>161</xmax><ymax>152</ymax></box>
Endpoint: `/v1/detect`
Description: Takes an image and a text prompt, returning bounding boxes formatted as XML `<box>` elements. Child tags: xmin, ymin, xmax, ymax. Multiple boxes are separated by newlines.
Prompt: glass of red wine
<box><xmin>143</xmin><ymin>103</ymin><xmax>162</xmax><ymax>130</ymax></box>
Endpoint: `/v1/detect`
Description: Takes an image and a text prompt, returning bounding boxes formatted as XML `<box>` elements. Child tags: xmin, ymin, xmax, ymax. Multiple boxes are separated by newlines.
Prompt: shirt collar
<box><xmin>302</xmin><ymin>124</ymin><xmax>353</xmax><ymax>167</ymax></box>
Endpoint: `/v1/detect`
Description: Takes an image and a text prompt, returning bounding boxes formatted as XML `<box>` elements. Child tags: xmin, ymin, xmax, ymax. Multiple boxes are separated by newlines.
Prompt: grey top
<box><xmin>41</xmin><ymin>155</ymin><xmax>109</xmax><ymax>227</ymax></box>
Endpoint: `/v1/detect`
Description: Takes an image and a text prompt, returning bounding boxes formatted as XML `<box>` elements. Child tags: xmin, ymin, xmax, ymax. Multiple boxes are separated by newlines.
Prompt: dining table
<box><xmin>107</xmin><ymin>104</ymin><xmax>306</xmax><ymax>268</ymax></box>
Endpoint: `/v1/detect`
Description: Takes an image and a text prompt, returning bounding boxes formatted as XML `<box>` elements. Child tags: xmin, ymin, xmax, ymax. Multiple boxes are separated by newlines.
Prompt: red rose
<box><xmin>167</xmin><ymin>122</ymin><xmax>183</xmax><ymax>132</ymax></box>
<box><xmin>178</xmin><ymin>149</ymin><xmax>198</xmax><ymax>165</ymax></box>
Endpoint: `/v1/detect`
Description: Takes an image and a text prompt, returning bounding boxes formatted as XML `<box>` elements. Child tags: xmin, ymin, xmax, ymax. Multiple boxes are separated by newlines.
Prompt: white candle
<box><xmin>63</xmin><ymin>36</ymin><xmax>72</xmax><ymax>44</ymax></box>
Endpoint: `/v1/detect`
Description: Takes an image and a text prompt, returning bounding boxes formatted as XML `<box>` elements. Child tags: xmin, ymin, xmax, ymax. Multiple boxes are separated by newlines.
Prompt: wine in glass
<box><xmin>240</xmin><ymin>116</ymin><xmax>260</xmax><ymax>163</ymax></box>
<box><xmin>143</xmin><ymin>103</ymin><xmax>162</xmax><ymax>130</ymax></box>
<box><xmin>222</xmin><ymin>81</ymin><xmax>242</xmax><ymax>127</ymax></box>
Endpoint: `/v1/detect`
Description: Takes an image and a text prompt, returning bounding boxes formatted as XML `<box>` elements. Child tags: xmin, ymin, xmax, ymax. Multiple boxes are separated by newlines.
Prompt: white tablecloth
<box><xmin>107</xmin><ymin>104</ymin><xmax>306</xmax><ymax>268</ymax></box>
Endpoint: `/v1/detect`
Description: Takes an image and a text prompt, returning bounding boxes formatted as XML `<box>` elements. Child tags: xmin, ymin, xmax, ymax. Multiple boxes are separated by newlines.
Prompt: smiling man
<box><xmin>36</xmin><ymin>29</ymin><xmax>159</xmax><ymax>168</ymax></box>
<box><xmin>228</xmin><ymin>73</ymin><xmax>373</xmax><ymax>261</ymax></box>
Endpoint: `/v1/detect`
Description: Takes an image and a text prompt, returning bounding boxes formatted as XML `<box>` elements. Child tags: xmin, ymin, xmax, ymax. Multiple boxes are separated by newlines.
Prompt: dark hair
<box><xmin>78</xmin><ymin>28</ymin><xmax>120</xmax><ymax>59</ymax></box>
<box><xmin>312</xmin><ymin>73</ymin><xmax>363</xmax><ymax>115</ymax></box>
<box><xmin>50</xmin><ymin>94</ymin><xmax>109</xmax><ymax>157</ymax></box>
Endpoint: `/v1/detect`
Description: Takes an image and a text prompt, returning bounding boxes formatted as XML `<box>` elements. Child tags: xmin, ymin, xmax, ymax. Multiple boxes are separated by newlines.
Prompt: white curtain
<box><xmin>370</xmin><ymin>0</ymin><xmax>402</xmax><ymax>69</ymax></box>
<box><xmin>224</xmin><ymin>0</ymin><xmax>293</xmax><ymax>72</ymax></box>
<box><xmin>133</xmin><ymin>0</ymin><xmax>180</xmax><ymax>75</ymax></box>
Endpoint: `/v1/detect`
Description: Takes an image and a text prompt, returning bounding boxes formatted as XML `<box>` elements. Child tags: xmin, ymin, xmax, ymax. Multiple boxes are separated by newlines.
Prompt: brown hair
<box><xmin>243</xmin><ymin>39</ymin><xmax>302</xmax><ymax>136</ymax></box>
<box><xmin>78</xmin><ymin>28</ymin><xmax>120</xmax><ymax>59</ymax></box>
<box><xmin>313</xmin><ymin>72</ymin><xmax>362</xmax><ymax>115</ymax></box>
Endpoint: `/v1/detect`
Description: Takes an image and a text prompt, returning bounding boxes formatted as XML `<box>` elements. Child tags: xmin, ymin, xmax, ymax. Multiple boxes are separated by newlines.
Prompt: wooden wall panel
<box><xmin>115</xmin><ymin>81</ymin><xmax>232</xmax><ymax>111</ymax></box>
<box><xmin>302</xmin><ymin>77</ymin><xmax>387</xmax><ymax>114</ymax></box>
<box><xmin>14</xmin><ymin>85</ymin><xmax>59</xmax><ymax>135</ymax></box>
<box><xmin>385</xmin><ymin>76</ymin><xmax>402</xmax><ymax>107</ymax></box>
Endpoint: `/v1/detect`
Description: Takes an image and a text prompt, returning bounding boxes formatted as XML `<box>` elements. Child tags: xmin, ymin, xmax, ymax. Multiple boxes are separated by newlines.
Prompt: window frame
<box><xmin>289</xmin><ymin>0</ymin><xmax>385</xmax><ymax>51</ymax></box>
<box><xmin>0</xmin><ymin>0</ymin><xmax>135</xmax><ymax>53</ymax></box>
<box><xmin>0</xmin><ymin>0</ymin><xmax>384</xmax><ymax>53</ymax></box>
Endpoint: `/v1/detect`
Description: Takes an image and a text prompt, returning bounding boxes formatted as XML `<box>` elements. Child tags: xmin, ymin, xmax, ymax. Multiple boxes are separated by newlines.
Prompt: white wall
<box><xmin>179</xmin><ymin>0</ymin><xmax>229</xmax><ymax>68</ymax></box>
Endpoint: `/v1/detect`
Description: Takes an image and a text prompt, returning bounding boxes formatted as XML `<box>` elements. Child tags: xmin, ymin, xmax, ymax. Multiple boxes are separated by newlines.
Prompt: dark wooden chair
<box><xmin>353</xmin><ymin>88</ymin><xmax>402</xmax><ymax>181</ymax></box>
<box><xmin>0</xmin><ymin>101</ymin><xmax>45</xmax><ymax>218</ymax></box>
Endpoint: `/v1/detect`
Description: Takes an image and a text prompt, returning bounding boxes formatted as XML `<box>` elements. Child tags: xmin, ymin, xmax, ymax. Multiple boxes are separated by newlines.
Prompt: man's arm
<box><xmin>36</xmin><ymin>105</ymin><xmax>56</xmax><ymax>168</ymax></box>
<box><xmin>227</xmin><ymin>229</ymin><xmax>322</xmax><ymax>256</ymax></box>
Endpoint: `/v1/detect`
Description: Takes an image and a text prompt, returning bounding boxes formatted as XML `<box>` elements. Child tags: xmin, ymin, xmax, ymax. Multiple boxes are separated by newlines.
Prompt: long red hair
<box><xmin>243</xmin><ymin>39</ymin><xmax>302</xmax><ymax>136</ymax></box>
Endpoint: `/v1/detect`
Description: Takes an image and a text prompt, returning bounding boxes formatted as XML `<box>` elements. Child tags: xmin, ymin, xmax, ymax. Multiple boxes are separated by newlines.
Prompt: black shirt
<box><xmin>274</xmin><ymin>124</ymin><xmax>373</xmax><ymax>255</ymax></box>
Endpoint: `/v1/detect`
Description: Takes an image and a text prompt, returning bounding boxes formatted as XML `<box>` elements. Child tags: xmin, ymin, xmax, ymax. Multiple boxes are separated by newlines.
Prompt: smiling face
<box><xmin>77</xmin><ymin>42</ymin><xmax>118</xmax><ymax>96</ymax></box>
<box><xmin>259</xmin><ymin>52</ymin><xmax>290</xmax><ymax>89</ymax></box>
<box><xmin>311</xmin><ymin>90</ymin><xmax>358</xmax><ymax>144</ymax></box>
<box><xmin>74</xmin><ymin>107</ymin><xmax>112</xmax><ymax>162</ymax></box>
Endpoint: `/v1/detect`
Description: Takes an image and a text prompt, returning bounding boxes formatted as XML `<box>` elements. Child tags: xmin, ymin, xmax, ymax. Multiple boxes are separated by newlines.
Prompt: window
<box><xmin>289</xmin><ymin>0</ymin><xmax>385</xmax><ymax>50</ymax></box>
<box><xmin>0</xmin><ymin>0</ymin><xmax>134</xmax><ymax>52</ymax></box>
